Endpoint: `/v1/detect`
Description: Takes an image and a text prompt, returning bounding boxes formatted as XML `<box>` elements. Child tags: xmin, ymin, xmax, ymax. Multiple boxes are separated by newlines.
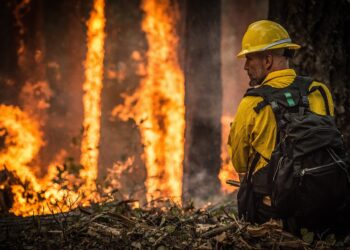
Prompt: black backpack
<box><xmin>238</xmin><ymin>76</ymin><xmax>350</xmax><ymax>226</ymax></box>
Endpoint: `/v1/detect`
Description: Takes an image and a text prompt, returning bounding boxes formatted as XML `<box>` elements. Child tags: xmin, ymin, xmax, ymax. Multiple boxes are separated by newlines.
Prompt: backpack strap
<box><xmin>244</xmin><ymin>85</ymin><xmax>276</xmax><ymax>114</ymax></box>
<box><xmin>244</xmin><ymin>76</ymin><xmax>314</xmax><ymax>144</ymax></box>
<box><xmin>309</xmin><ymin>85</ymin><xmax>331</xmax><ymax>115</ymax></box>
<box><xmin>246</xmin><ymin>152</ymin><xmax>261</xmax><ymax>183</ymax></box>
<box><xmin>292</xmin><ymin>76</ymin><xmax>313</xmax><ymax>115</ymax></box>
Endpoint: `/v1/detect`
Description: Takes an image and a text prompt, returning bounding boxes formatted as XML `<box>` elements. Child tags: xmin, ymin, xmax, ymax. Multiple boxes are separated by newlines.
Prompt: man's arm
<box><xmin>228</xmin><ymin>97</ymin><xmax>254</xmax><ymax>174</ymax></box>
<box><xmin>308</xmin><ymin>81</ymin><xmax>335</xmax><ymax>116</ymax></box>
<box><xmin>228</xmin><ymin>95</ymin><xmax>277</xmax><ymax>176</ymax></box>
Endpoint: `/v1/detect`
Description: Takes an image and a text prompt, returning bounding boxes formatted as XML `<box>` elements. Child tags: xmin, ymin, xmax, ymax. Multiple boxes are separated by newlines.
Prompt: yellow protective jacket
<box><xmin>228</xmin><ymin>69</ymin><xmax>334</xmax><ymax>174</ymax></box>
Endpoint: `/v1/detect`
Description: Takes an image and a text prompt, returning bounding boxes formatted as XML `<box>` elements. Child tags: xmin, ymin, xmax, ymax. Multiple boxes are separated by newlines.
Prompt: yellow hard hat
<box><xmin>237</xmin><ymin>20</ymin><xmax>301</xmax><ymax>58</ymax></box>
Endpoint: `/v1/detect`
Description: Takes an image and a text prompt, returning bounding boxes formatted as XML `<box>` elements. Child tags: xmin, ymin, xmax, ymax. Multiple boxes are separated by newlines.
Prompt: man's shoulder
<box><xmin>309</xmin><ymin>80</ymin><xmax>330</xmax><ymax>90</ymax></box>
<box><xmin>237</xmin><ymin>94</ymin><xmax>264</xmax><ymax>114</ymax></box>
<box><xmin>308</xmin><ymin>80</ymin><xmax>333</xmax><ymax>100</ymax></box>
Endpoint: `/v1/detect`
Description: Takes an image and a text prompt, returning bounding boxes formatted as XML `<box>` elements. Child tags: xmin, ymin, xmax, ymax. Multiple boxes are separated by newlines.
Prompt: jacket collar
<box><xmin>261</xmin><ymin>69</ymin><xmax>296</xmax><ymax>86</ymax></box>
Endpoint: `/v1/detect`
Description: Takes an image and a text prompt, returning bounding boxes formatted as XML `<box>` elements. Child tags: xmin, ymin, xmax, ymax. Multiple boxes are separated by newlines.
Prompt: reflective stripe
<box><xmin>261</xmin><ymin>38</ymin><xmax>292</xmax><ymax>51</ymax></box>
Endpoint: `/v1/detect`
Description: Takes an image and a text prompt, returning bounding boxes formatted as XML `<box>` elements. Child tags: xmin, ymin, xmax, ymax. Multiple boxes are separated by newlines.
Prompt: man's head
<box><xmin>244</xmin><ymin>49</ymin><xmax>290</xmax><ymax>87</ymax></box>
<box><xmin>237</xmin><ymin>20</ymin><xmax>300</xmax><ymax>86</ymax></box>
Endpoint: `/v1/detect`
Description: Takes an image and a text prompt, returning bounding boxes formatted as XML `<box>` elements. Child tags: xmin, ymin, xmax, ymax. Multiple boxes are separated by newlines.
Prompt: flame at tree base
<box><xmin>0</xmin><ymin>105</ymin><xmax>85</xmax><ymax>215</ymax></box>
<box><xmin>113</xmin><ymin>0</ymin><xmax>185</xmax><ymax>204</ymax></box>
<box><xmin>0</xmin><ymin>0</ymin><xmax>107</xmax><ymax>216</ymax></box>
<box><xmin>80</xmin><ymin>0</ymin><xmax>106</xmax><ymax>198</ymax></box>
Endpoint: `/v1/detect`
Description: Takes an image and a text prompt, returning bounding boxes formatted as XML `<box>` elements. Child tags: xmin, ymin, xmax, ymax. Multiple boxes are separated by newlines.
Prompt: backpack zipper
<box><xmin>272</xmin><ymin>156</ymin><xmax>284</xmax><ymax>182</ymax></box>
<box><xmin>298</xmin><ymin>161</ymin><xmax>342</xmax><ymax>186</ymax></box>
<box><xmin>299</xmin><ymin>161</ymin><xmax>342</xmax><ymax>176</ymax></box>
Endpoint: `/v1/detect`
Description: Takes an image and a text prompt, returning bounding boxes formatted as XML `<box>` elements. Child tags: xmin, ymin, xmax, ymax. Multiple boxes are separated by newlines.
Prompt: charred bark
<box><xmin>39</xmin><ymin>0</ymin><xmax>88</xmax><ymax>169</ymax></box>
<box><xmin>0</xmin><ymin>1</ymin><xmax>19</xmax><ymax>104</ymax></box>
<box><xmin>99</xmin><ymin>0</ymin><xmax>147</xmax><ymax>202</ymax></box>
<box><xmin>269</xmin><ymin>0</ymin><xmax>350</xmax><ymax>149</ymax></box>
<box><xmin>182</xmin><ymin>0</ymin><xmax>222</xmax><ymax>202</ymax></box>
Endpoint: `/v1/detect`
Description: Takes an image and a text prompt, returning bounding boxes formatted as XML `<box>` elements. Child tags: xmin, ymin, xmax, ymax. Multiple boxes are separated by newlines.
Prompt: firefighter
<box><xmin>228</xmin><ymin>20</ymin><xmax>336</xmax><ymax>227</ymax></box>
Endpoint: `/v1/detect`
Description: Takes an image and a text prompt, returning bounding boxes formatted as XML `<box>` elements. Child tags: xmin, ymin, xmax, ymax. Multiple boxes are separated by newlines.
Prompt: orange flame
<box><xmin>103</xmin><ymin>157</ymin><xmax>134</xmax><ymax>196</ymax></box>
<box><xmin>0</xmin><ymin>105</ymin><xmax>42</xmax><ymax>187</ymax></box>
<box><xmin>0</xmin><ymin>105</ymin><xmax>81</xmax><ymax>215</ymax></box>
<box><xmin>80</xmin><ymin>0</ymin><xmax>106</xmax><ymax>195</ymax></box>
<box><xmin>2</xmin><ymin>0</ymin><xmax>186</xmax><ymax>216</ymax></box>
<box><xmin>0</xmin><ymin>0</ymin><xmax>106</xmax><ymax>216</ymax></box>
<box><xmin>218</xmin><ymin>115</ymin><xmax>238</xmax><ymax>193</ymax></box>
<box><xmin>113</xmin><ymin>0</ymin><xmax>185</xmax><ymax>203</ymax></box>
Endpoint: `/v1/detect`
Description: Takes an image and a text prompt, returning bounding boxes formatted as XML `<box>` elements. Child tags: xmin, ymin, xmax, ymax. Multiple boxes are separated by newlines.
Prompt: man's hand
<box><xmin>226</xmin><ymin>180</ymin><xmax>240</xmax><ymax>187</ymax></box>
<box><xmin>238</xmin><ymin>173</ymin><xmax>246</xmax><ymax>182</ymax></box>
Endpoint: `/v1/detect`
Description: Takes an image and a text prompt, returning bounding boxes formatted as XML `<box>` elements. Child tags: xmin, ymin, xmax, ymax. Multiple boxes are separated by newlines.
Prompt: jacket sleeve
<box><xmin>228</xmin><ymin>97</ymin><xmax>255</xmax><ymax>173</ymax></box>
<box><xmin>228</xmin><ymin>95</ymin><xmax>277</xmax><ymax>174</ymax></box>
<box><xmin>308</xmin><ymin>81</ymin><xmax>335</xmax><ymax>116</ymax></box>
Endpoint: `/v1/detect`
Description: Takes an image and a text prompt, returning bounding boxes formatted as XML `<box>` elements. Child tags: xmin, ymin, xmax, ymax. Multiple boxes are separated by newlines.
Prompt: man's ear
<box><xmin>265</xmin><ymin>54</ymin><xmax>273</xmax><ymax>70</ymax></box>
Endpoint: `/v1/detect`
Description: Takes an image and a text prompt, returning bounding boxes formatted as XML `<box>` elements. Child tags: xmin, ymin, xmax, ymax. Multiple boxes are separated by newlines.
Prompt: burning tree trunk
<box><xmin>182</xmin><ymin>0</ymin><xmax>222</xmax><ymax>202</ymax></box>
<box><xmin>269</xmin><ymin>0</ymin><xmax>350</xmax><ymax>149</ymax></box>
<box><xmin>0</xmin><ymin>1</ymin><xmax>19</xmax><ymax>104</ymax></box>
<box><xmin>100</xmin><ymin>0</ymin><xmax>147</xmax><ymax>201</ymax></box>
<box><xmin>111</xmin><ymin>0</ymin><xmax>185</xmax><ymax>203</ymax></box>
<box><xmin>0</xmin><ymin>0</ymin><xmax>87</xmax><ymax>172</ymax></box>
<box><xmin>40</xmin><ymin>0</ymin><xmax>87</xmax><ymax>169</ymax></box>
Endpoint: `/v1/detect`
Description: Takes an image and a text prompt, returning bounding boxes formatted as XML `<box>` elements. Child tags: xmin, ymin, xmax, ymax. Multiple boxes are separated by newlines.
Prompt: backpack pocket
<box><xmin>295</xmin><ymin>160</ymin><xmax>349</xmax><ymax>218</ymax></box>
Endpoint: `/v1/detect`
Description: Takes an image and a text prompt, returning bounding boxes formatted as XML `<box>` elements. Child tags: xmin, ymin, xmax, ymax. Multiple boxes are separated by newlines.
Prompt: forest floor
<box><xmin>0</xmin><ymin>199</ymin><xmax>349</xmax><ymax>249</ymax></box>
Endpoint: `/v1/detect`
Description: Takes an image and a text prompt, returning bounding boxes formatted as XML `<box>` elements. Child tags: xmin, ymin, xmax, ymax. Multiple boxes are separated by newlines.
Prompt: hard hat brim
<box><xmin>237</xmin><ymin>42</ymin><xmax>301</xmax><ymax>58</ymax></box>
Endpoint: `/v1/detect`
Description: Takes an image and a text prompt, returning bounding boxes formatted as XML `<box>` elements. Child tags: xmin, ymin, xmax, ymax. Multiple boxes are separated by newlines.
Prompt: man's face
<box><xmin>244</xmin><ymin>53</ymin><xmax>269</xmax><ymax>87</ymax></box>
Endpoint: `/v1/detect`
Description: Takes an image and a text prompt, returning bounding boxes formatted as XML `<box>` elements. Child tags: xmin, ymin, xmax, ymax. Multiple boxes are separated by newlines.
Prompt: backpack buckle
<box><xmin>299</xmin><ymin>96</ymin><xmax>309</xmax><ymax>115</ymax></box>
<box><xmin>302</xmin><ymin>96</ymin><xmax>309</xmax><ymax>107</ymax></box>
<box><xmin>270</xmin><ymin>101</ymin><xmax>279</xmax><ymax>112</ymax></box>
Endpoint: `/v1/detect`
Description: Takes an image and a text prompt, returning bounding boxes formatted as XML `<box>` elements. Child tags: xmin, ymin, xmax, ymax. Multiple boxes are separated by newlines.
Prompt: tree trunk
<box><xmin>182</xmin><ymin>0</ymin><xmax>222</xmax><ymax>203</ymax></box>
<box><xmin>39</xmin><ymin>0</ymin><xmax>88</xmax><ymax>169</ymax></box>
<box><xmin>99</xmin><ymin>0</ymin><xmax>147</xmax><ymax>202</ymax></box>
<box><xmin>0</xmin><ymin>1</ymin><xmax>19</xmax><ymax>104</ymax></box>
<box><xmin>268</xmin><ymin>0</ymin><xmax>350</xmax><ymax>149</ymax></box>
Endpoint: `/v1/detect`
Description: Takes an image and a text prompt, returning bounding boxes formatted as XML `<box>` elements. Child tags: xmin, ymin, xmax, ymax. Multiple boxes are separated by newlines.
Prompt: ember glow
<box><xmin>14</xmin><ymin>0</ymin><xmax>31</xmax><ymax>70</ymax></box>
<box><xmin>113</xmin><ymin>0</ymin><xmax>185</xmax><ymax>203</ymax></box>
<box><xmin>80</xmin><ymin>0</ymin><xmax>106</xmax><ymax>195</ymax></box>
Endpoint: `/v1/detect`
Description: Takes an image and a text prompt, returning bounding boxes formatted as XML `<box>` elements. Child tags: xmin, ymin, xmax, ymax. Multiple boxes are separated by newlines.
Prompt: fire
<box><xmin>1</xmin><ymin>0</ymin><xmax>186</xmax><ymax>216</ymax></box>
<box><xmin>0</xmin><ymin>0</ymin><xmax>107</xmax><ymax>216</ymax></box>
<box><xmin>218</xmin><ymin>115</ymin><xmax>239</xmax><ymax>193</ymax></box>
<box><xmin>0</xmin><ymin>105</ymin><xmax>42</xmax><ymax>187</ymax></box>
<box><xmin>103</xmin><ymin>157</ymin><xmax>134</xmax><ymax>197</ymax></box>
<box><xmin>80</xmin><ymin>0</ymin><xmax>106</xmax><ymax>195</ymax></box>
<box><xmin>0</xmin><ymin>105</ymin><xmax>79</xmax><ymax>215</ymax></box>
<box><xmin>113</xmin><ymin>0</ymin><xmax>185</xmax><ymax>203</ymax></box>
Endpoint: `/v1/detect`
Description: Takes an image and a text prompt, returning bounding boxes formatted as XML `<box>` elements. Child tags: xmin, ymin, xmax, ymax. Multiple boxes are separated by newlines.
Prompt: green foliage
<box><xmin>301</xmin><ymin>228</ymin><xmax>314</xmax><ymax>244</ymax></box>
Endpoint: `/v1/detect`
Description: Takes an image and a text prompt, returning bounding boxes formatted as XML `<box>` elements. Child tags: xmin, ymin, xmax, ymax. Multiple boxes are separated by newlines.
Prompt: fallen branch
<box><xmin>201</xmin><ymin>223</ymin><xmax>236</xmax><ymax>238</ymax></box>
<box><xmin>88</xmin><ymin>222</ymin><xmax>121</xmax><ymax>237</ymax></box>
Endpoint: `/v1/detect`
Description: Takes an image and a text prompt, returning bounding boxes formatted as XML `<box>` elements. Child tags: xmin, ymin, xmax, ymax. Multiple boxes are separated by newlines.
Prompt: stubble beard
<box><xmin>249</xmin><ymin>77</ymin><xmax>264</xmax><ymax>87</ymax></box>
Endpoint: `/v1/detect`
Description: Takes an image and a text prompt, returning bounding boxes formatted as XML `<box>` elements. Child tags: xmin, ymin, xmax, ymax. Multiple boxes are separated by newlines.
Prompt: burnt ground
<box><xmin>0</xmin><ymin>199</ymin><xmax>349</xmax><ymax>250</ymax></box>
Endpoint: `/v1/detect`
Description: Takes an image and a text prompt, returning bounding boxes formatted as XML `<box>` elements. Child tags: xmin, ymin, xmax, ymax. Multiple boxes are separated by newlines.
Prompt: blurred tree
<box><xmin>269</xmin><ymin>0</ymin><xmax>350</xmax><ymax>149</ymax></box>
<box><xmin>182</xmin><ymin>0</ymin><xmax>222</xmax><ymax>203</ymax></box>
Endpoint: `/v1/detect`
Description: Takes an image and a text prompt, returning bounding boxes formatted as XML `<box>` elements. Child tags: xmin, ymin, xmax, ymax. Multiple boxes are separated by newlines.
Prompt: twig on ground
<box><xmin>201</xmin><ymin>223</ymin><xmax>236</xmax><ymax>238</ymax></box>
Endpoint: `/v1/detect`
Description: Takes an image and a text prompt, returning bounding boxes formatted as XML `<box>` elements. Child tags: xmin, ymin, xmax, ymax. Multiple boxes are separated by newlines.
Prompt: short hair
<box><xmin>283</xmin><ymin>49</ymin><xmax>295</xmax><ymax>58</ymax></box>
<box><xmin>264</xmin><ymin>48</ymin><xmax>294</xmax><ymax>59</ymax></box>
